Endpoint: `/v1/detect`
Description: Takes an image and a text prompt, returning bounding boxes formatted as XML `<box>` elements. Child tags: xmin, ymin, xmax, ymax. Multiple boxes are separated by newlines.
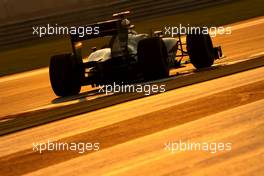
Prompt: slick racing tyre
<box><xmin>187</xmin><ymin>33</ymin><xmax>215</xmax><ymax>69</ymax></box>
<box><xmin>49</xmin><ymin>53</ymin><xmax>82</xmax><ymax>96</ymax></box>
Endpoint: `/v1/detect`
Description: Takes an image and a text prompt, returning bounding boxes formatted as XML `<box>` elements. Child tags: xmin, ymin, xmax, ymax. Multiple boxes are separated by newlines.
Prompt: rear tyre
<box><xmin>187</xmin><ymin>33</ymin><xmax>215</xmax><ymax>69</ymax></box>
<box><xmin>49</xmin><ymin>54</ymin><xmax>82</xmax><ymax>96</ymax></box>
<box><xmin>138</xmin><ymin>37</ymin><xmax>169</xmax><ymax>80</ymax></box>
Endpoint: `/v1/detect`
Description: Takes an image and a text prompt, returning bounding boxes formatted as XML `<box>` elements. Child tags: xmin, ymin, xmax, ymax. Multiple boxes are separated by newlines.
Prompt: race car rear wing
<box><xmin>70</xmin><ymin>18</ymin><xmax>130</xmax><ymax>58</ymax></box>
<box><xmin>70</xmin><ymin>11</ymin><xmax>131</xmax><ymax>57</ymax></box>
<box><xmin>70</xmin><ymin>11</ymin><xmax>131</xmax><ymax>43</ymax></box>
<box><xmin>70</xmin><ymin>19</ymin><xmax>122</xmax><ymax>43</ymax></box>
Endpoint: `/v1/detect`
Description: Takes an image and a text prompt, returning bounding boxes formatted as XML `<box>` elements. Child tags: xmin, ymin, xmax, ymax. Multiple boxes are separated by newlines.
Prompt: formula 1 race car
<box><xmin>49</xmin><ymin>11</ymin><xmax>222</xmax><ymax>97</ymax></box>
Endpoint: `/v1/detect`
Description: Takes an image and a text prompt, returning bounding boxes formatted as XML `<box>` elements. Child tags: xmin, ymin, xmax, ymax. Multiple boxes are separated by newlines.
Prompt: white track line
<box><xmin>0</xmin><ymin>67</ymin><xmax>48</xmax><ymax>83</ymax></box>
<box><xmin>230</xmin><ymin>17</ymin><xmax>264</xmax><ymax>31</ymax></box>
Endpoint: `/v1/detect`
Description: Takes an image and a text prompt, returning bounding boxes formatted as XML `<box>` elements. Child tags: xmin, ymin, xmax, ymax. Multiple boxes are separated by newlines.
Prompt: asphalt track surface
<box><xmin>0</xmin><ymin>17</ymin><xmax>264</xmax><ymax>175</ymax></box>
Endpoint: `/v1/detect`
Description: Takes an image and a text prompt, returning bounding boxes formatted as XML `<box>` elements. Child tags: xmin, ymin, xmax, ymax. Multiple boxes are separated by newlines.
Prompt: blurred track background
<box><xmin>0</xmin><ymin>0</ymin><xmax>263</xmax><ymax>76</ymax></box>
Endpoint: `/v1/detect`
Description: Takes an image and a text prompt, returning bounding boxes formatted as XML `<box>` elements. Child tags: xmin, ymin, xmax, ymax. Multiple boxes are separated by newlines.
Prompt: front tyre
<box><xmin>49</xmin><ymin>54</ymin><xmax>82</xmax><ymax>96</ymax></box>
<box><xmin>187</xmin><ymin>33</ymin><xmax>215</xmax><ymax>69</ymax></box>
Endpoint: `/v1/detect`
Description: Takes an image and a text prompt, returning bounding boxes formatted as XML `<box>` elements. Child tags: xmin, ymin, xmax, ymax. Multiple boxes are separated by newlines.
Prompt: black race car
<box><xmin>49</xmin><ymin>11</ymin><xmax>222</xmax><ymax>96</ymax></box>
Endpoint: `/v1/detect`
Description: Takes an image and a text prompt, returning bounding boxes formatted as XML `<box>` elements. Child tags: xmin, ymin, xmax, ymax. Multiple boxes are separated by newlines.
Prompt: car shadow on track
<box><xmin>51</xmin><ymin>88</ymin><xmax>109</xmax><ymax>104</ymax></box>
